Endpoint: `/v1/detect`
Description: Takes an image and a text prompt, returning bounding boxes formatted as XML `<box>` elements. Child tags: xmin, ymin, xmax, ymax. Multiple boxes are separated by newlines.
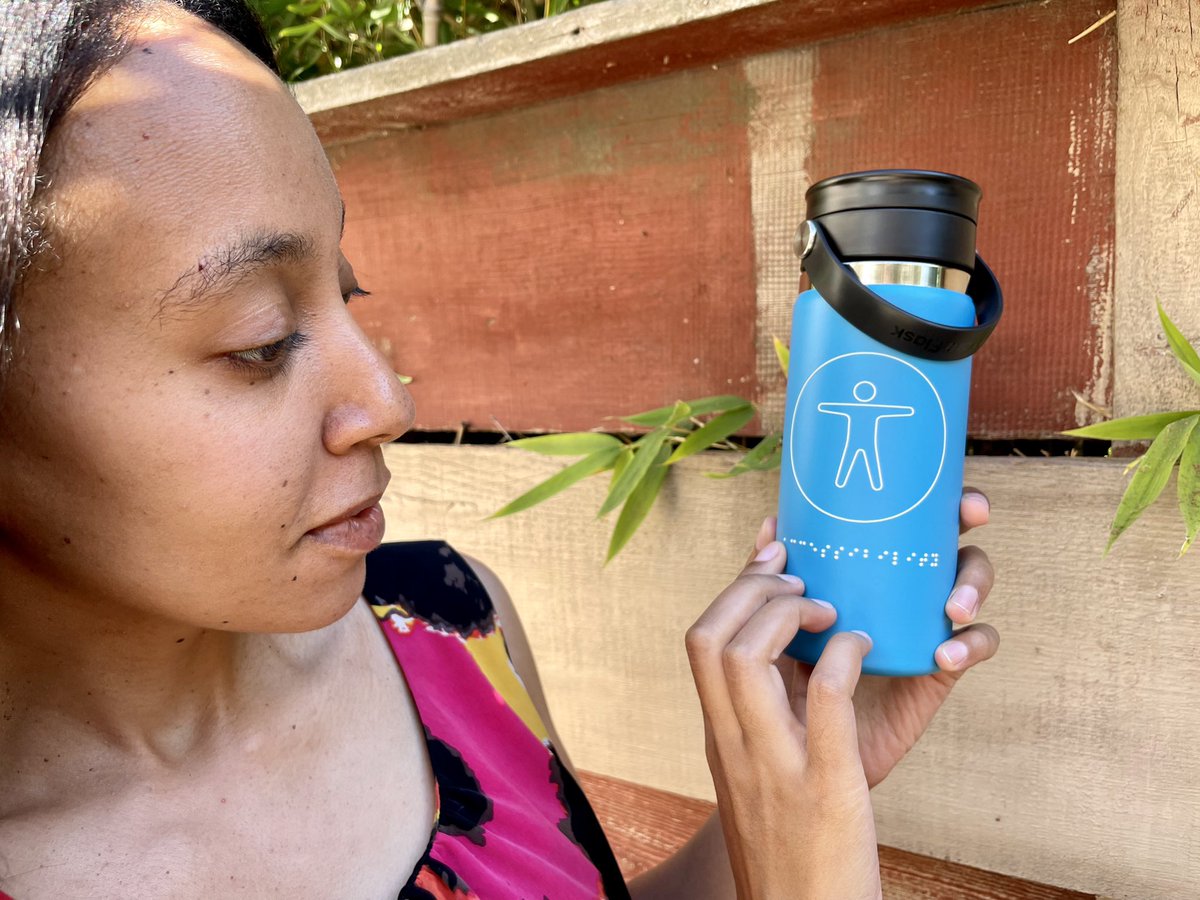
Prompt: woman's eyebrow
<box><xmin>157</xmin><ymin>230</ymin><xmax>316</xmax><ymax>312</ymax></box>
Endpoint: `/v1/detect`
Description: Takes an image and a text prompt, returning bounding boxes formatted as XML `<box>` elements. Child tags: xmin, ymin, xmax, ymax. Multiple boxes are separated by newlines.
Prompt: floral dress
<box><xmin>365</xmin><ymin>541</ymin><xmax>629</xmax><ymax>899</ymax></box>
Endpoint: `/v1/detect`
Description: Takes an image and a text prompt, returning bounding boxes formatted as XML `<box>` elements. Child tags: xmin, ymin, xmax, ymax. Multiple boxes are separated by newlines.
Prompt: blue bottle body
<box><xmin>780</xmin><ymin>283</ymin><xmax>976</xmax><ymax>676</ymax></box>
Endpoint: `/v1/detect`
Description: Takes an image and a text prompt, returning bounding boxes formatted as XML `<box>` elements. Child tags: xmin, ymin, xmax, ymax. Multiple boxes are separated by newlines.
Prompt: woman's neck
<box><xmin>0</xmin><ymin>563</ymin><xmax>349</xmax><ymax>778</ymax></box>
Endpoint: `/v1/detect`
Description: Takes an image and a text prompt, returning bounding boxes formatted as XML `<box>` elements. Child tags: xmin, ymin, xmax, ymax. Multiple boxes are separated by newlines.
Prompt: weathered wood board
<box><xmin>1114</xmin><ymin>0</ymin><xmax>1200</xmax><ymax>419</ymax></box>
<box><xmin>378</xmin><ymin>445</ymin><xmax>1200</xmax><ymax>899</ymax></box>
<box><xmin>312</xmin><ymin>0</ymin><xmax>1116</xmax><ymax>438</ymax></box>
<box><xmin>298</xmin><ymin>0</ymin><xmax>1006</xmax><ymax>140</ymax></box>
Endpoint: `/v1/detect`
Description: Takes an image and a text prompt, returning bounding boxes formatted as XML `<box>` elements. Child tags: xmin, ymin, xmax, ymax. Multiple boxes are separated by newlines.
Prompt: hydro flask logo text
<box><xmin>890</xmin><ymin>325</ymin><xmax>959</xmax><ymax>356</ymax></box>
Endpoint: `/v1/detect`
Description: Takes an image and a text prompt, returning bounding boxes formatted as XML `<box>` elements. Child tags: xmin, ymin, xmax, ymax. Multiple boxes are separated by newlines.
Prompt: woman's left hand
<box><xmin>766</xmin><ymin>489</ymin><xmax>999</xmax><ymax>788</ymax></box>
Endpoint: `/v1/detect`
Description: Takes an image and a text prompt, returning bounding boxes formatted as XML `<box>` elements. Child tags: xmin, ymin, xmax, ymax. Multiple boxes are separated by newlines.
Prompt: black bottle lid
<box><xmin>805</xmin><ymin>170</ymin><xmax>981</xmax><ymax>271</ymax></box>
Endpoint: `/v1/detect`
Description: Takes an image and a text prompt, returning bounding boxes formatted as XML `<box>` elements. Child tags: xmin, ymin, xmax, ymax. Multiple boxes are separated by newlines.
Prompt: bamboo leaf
<box><xmin>1158</xmin><ymin>300</ymin><xmax>1200</xmax><ymax>387</ymax></box>
<box><xmin>622</xmin><ymin>396</ymin><xmax>745</xmax><ymax>427</ymax></box>
<box><xmin>1063</xmin><ymin>410</ymin><xmax>1200</xmax><ymax>440</ymax></box>
<box><xmin>610</xmin><ymin>445</ymin><xmax>632</xmax><ymax>488</ymax></box>
<box><xmin>773</xmin><ymin>336</ymin><xmax>790</xmax><ymax>374</ymax></box>
<box><xmin>710</xmin><ymin>432</ymin><xmax>783</xmax><ymax>478</ymax></box>
<box><xmin>277</xmin><ymin>21</ymin><xmax>321</xmax><ymax>37</ymax></box>
<box><xmin>506</xmin><ymin>433</ymin><xmax>622</xmax><ymax>456</ymax></box>
<box><xmin>666</xmin><ymin>404</ymin><xmax>755</xmax><ymax>465</ymax></box>
<box><xmin>1106</xmin><ymin>414</ymin><xmax>1199</xmax><ymax>553</ymax></box>
<box><xmin>598</xmin><ymin>427</ymin><xmax>669</xmax><ymax>517</ymax></box>
<box><xmin>1178</xmin><ymin>426</ymin><xmax>1200</xmax><ymax>554</ymax></box>
<box><xmin>490</xmin><ymin>446</ymin><xmax>622</xmax><ymax>518</ymax></box>
<box><xmin>606</xmin><ymin>445</ymin><xmax>671</xmax><ymax>561</ymax></box>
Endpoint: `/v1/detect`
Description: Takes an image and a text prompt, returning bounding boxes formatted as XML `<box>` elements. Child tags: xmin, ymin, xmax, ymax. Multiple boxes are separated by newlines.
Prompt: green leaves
<box><xmin>666</xmin><ymin>404</ymin><xmax>755</xmax><ymax>465</ymax></box>
<box><xmin>504</xmin><ymin>432</ymin><xmax>622</xmax><ymax>455</ymax></box>
<box><xmin>490</xmin><ymin>445</ymin><xmax>622</xmax><ymax>519</ymax></box>
<box><xmin>1070</xmin><ymin>303</ymin><xmax>1200</xmax><ymax>555</ymax></box>
<box><xmin>1178</xmin><ymin>428</ymin><xmax>1200</xmax><ymax>554</ymax></box>
<box><xmin>1063</xmin><ymin>410</ymin><xmax>1200</xmax><ymax>440</ymax></box>
<box><xmin>1106</xmin><ymin>415</ymin><xmax>1198</xmax><ymax>554</ymax></box>
<box><xmin>1159</xmin><ymin>300</ymin><xmax>1200</xmax><ymax>388</ymax></box>
<box><xmin>249</xmin><ymin>0</ymin><xmax>609</xmax><ymax>82</ymax></box>
<box><xmin>772</xmin><ymin>335</ymin><xmax>790</xmax><ymax>374</ymax></box>
<box><xmin>607</xmin><ymin>445</ymin><xmax>671</xmax><ymax>561</ymax></box>
<box><xmin>621</xmin><ymin>395</ymin><xmax>745</xmax><ymax>428</ymax></box>
<box><xmin>494</xmin><ymin>395</ymin><xmax>774</xmax><ymax>560</ymax></box>
<box><xmin>598</xmin><ymin>426</ymin><xmax>670</xmax><ymax>516</ymax></box>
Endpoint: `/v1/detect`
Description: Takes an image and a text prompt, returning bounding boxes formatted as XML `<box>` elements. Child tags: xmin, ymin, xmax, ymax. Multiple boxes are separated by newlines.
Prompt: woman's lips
<box><xmin>304</xmin><ymin>502</ymin><xmax>385</xmax><ymax>553</ymax></box>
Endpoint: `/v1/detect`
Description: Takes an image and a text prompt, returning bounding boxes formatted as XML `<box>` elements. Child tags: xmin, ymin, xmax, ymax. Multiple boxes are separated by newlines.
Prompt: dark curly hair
<box><xmin>0</xmin><ymin>0</ymin><xmax>278</xmax><ymax>376</ymax></box>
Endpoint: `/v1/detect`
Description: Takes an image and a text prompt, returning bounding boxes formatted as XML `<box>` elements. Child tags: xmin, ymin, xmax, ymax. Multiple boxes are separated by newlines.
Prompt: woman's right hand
<box><xmin>685</xmin><ymin>519</ymin><xmax>881</xmax><ymax>900</ymax></box>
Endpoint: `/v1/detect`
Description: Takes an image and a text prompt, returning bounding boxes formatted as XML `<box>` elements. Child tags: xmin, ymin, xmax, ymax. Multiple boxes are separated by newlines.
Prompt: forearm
<box><xmin>627</xmin><ymin>810</ymin><xmax>736</xmax><ymax>900</ymax></box>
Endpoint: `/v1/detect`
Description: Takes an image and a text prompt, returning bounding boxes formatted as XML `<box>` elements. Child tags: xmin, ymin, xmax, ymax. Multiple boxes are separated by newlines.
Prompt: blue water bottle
<box><xmin>779</xmin><ymin>170</ymin><xmax>1003</xmax><ymax>676</ymax></box>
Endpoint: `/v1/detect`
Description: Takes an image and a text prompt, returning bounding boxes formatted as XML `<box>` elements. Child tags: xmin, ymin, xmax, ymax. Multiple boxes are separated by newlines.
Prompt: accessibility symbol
<box><xmin>790</xmin><ymin>353</ymin><xmax>946</xmax><ymax>523</ymax></box>
<box><xmin>817</xmin><ymin>381</ymin><xmax>914</xmax><ymax>492</ymax></box>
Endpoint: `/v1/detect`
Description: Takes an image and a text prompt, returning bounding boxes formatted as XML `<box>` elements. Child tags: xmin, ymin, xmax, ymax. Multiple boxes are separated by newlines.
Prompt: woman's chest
<box><xmin>1</xmin><ymin>651</ymin><xmax>436</xmax><ymax>898</ymax></box>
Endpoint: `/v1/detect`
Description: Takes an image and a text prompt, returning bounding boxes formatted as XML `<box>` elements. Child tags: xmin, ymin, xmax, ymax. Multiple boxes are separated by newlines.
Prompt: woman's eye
<box><xmin>226</xmin><ymin>331</ymin><xmax>310</xmax><ymax>376</ymax></box>
<box><xmin>342</xmin><ymin>285</ymin><xmax>371</xmax><ymax>304</ymax></box>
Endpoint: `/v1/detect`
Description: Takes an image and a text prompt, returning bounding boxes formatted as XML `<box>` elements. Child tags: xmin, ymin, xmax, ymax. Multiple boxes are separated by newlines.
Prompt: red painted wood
<box><xmin>807</xmin><ymin>0</ymin><xmax>1116</xmax><ymax>437</ymax></box>
<box><xmin>333</xmin><ymin>66</ymin><xmax>758</xmax><ymax>433</ymax></box>
<box><xmin>576</xmin><ymin>770</ymin><xmax>1097</xmax><ymax>898</ymax></box>
<box><xmin>328</xmin><ymin>0</ymin><xmax>1115</xmax><ymax>437</ymax></box>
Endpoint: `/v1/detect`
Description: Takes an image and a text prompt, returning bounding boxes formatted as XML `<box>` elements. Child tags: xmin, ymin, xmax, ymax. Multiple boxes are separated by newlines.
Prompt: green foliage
<box><xmin>1064</xmin><ymin>303</ymin><xmax>1200</xmax><ymax>555</ymax></box>
<box><xmin>249</xmin><ymin>0</ymin><xmax>606</xmax><ymax>82</ymax></box>
<box><xmin>489</xmin><ymin>445</ymin><xmax>622</xmax><ymax>519</ymax></box>
<box><xmin>493</xmin><ymin>340</ymin><xmax>792</xmax><ymax>560</ymax></box>
<box><xmin>494</xmin><ymin>396</ymin><xmax>779</xmax><ymax>561</ymax></box>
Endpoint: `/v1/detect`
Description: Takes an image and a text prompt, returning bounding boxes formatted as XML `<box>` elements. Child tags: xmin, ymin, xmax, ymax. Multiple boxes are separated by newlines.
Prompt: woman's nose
<box><xmin>321</xmin><ymin>315</ymin><xmax>414</xmax><ymax>455</ymax></box>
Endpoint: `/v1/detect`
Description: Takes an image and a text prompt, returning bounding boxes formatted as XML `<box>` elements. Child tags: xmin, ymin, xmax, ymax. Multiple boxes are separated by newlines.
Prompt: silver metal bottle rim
<box><xmin>847</xmin><ymin>260</ymin><xmax>971</xmax><ymax>293</ymax></box>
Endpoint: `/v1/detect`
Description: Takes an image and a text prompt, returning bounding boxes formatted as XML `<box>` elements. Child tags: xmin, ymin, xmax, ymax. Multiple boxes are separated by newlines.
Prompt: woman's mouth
<box><xmin>304</xmin><ymin>501</ymin><xmax>386</xmax><ymax>554</ymax></box>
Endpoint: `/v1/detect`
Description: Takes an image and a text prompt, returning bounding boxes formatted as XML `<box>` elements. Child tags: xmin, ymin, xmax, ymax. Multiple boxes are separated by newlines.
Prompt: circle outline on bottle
<box><xmin>789</xmin><ymin>351</ymin><xmax>947</xmax><ymax>524</ymax></box>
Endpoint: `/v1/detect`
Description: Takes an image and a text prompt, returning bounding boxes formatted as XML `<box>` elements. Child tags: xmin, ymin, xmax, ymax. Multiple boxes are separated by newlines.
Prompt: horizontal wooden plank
<box><xmin>379</xmin><ymin>444</ymin><xmax>1200</xmax><ymax>898</ymax></box>
<box><xmin>576</xmin><ymin>770</ymin><xmax>1097</xmax><ymax>898</ymax></box>
<box><xmin>805</xmin><ymin>0</ymin><xmax>1116</xmax><ymax>437</ymax></box>
<box><xmin>297</xmin><ymin>0</ymin><xmax>1006</xmax><ymax>144</ymax></box>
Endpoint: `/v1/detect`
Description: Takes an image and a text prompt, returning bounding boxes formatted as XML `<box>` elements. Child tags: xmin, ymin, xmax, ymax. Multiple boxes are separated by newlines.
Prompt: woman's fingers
<box><xmin>722</xmin><ymin>595</ymin><xmax>837</xmax><ymax>746</ymax></box>
<box><xmin>959</xmin><ymin>488</ymin><xmax>990</xmax><ymax>535</ymax></box>
<box><xmin>804</xmin><ymin>631</ymin><xmax>872</xmax><ymax>768</ymax></box>
<box><xmin>686</xmin><ymin>538</ymin><xmax>806</xmax><ymax>731</ymax></box>
<box><xmin>945</xmin><ymin>544</ymin><xmax>995</xmax><ymax>625</ymax></box>
<box><xmin>745</xmin><ymin>515</ymin><xmax>778</xmax><ymax>564</ymax></box>
<box><xmin>934</xmin><ymin>622</ymin><xmax>1000</xmax><ymax>673</ymax></box>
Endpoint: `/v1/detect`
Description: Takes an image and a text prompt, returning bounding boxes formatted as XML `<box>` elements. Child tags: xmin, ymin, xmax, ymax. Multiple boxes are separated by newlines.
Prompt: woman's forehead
<box><xmin>39</xmin><ymin>6</ymin><xmax>339</xmax><ymax>294</ymax></box>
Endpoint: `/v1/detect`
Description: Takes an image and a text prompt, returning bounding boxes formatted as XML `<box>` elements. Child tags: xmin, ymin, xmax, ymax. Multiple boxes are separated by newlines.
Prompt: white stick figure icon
<box><xmin>817</xmin><ymin>381</ymin><xmax>914</xmax><ymax>491</ymax></box>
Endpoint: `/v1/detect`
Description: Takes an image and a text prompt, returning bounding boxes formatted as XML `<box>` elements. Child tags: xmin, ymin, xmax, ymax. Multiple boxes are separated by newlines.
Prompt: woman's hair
<box><xmin>0</xmin><ymin>0</ymin><xmax>278</xmax><ymax>376</ymax></box>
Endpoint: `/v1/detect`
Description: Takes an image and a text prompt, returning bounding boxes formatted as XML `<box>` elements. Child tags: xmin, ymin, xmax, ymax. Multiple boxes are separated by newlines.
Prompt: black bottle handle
<box><xmin>799</xmin><ymin>219</ymin><xmax>1003</xmax><ymax>362</ymax></box>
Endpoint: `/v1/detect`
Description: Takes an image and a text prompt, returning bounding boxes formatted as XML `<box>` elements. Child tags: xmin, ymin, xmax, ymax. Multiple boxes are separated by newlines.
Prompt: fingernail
<box><xmin>778</xmin><ymin>573</ymin><xmax>804</xmax><ymax>584</ymax></box>
<box><xmin>850</xmin><ymin>629</ymin><xmax>873</xmax><ymax>648</ymax></box>
<box><xmin>965</xmin><ymin>492</ymin><xmax>990</xmax><ymax>515</ymax></box>
<box><xmin>810</xmin><ymin>598</ymin><xmax>834</xmax><ymax>609</ymax></box>
<box><xmin>754</xmin><ymin>542</ymin><xmax>781</xmax><ymax>562</ymax></box>
<box><xmin>940</xmin><ymin>640</ymin><xmax>968</xmax><ymax>668</ymax></box>
<box><xmin>949</xmin><ymin>585</ymin><xmax>979</xmax><ymax>618</ymax></box>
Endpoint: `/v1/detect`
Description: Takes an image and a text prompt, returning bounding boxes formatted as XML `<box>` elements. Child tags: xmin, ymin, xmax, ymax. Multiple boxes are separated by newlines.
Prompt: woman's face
<box><xmin>0</xmin><ymin>7</ymin><xmax>413</xmax><ymax>633</ymax></box>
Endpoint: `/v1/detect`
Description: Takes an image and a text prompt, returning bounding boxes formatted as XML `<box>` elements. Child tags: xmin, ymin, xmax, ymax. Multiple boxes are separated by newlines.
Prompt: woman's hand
<box><xmin>770</xmin><ymin>490</ymin><xmax>1000</xmax><ymax>787</ymax></box>
<box><xmin>685</xmin><ymin>540</ymin><xmax>882</xmax><ymax>900</ymax></box>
